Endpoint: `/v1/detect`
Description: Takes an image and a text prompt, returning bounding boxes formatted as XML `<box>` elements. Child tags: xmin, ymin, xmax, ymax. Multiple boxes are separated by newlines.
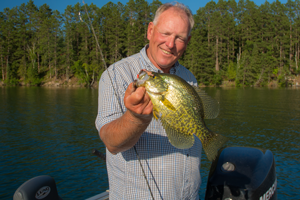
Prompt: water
<box><xmin>1</xmin><ymin>87</ymin><xmax>299</xmax><ymax>199</ymax></box>
<box><xmin>0</xmin><ymin>87</ymin><xmax>107</xmax><ymax>199</ymax></box>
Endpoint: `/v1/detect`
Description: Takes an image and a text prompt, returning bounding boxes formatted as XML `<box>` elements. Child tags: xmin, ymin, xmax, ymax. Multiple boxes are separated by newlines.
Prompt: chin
<box><xmin>159</xmin><ymin>61</ymin><xmax>175</xmax><ymax>69</ymax></box>
<box><xmin>157</xmin><ymin>59</ymin><xmax>174</xmax><ymax>67</ymax></box>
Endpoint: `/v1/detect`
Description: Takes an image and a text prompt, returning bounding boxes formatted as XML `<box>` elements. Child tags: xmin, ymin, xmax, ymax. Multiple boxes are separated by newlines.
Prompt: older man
<box><xmin>95</xmin><ymin>2</ymin><xmax>201</xmax><ymax>199</ymax></box>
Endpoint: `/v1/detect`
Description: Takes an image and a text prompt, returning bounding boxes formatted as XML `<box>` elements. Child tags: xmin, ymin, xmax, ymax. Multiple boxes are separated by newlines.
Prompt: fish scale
<box><xmin>135</xmin><ymin>70</ymin><xmax>228</xmax><ymax>161</ymax></box>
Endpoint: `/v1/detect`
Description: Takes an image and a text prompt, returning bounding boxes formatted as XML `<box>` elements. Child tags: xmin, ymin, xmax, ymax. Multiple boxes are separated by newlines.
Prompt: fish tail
<box><xmin>202</xmin><ymin>132</ymin><xmax>229</xmax><ymax>161</ymax></box>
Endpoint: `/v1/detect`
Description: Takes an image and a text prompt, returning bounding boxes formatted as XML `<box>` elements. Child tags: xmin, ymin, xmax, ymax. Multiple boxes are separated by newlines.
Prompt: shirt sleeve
<box><xmin>95</xmin><ymin>63</ymin><xmax>130</xmax><ymax>134</ymax></box>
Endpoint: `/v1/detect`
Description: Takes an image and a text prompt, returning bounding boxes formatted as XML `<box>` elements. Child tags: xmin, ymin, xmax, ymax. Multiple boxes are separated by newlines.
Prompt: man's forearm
<box><xmin>100</xmin><ymin>110</ymin><xmax>152</xmax><ymax>154</ymax></box>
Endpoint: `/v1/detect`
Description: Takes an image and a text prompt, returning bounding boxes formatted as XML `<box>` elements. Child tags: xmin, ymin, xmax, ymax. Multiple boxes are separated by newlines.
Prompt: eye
<box><xmin>176</xmin><ymin>37</ymin><xmax>186</xmax><ymax>43</ymax></box>
<box><xmin>160</xmin><ymin>32</ymin><xmax>170</xmax><ymax>37</ymax></box>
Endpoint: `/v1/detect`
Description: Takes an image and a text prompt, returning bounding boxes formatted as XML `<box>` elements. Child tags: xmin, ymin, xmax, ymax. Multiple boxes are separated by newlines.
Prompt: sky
<box><xmin>0</xmin><ymin>0</ymin><xmax>288</xmax><ymax>15</ymax></box>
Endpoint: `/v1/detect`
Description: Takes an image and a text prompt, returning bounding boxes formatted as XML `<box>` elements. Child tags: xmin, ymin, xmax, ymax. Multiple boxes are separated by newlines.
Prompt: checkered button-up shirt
<box><xmin>95</xmin><ymin>45</ymin><xmax>202</xmax><ymax>200</ymax></box>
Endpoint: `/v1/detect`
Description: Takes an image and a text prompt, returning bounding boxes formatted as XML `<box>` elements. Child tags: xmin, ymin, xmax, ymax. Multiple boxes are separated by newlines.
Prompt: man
<box><xmin>95</xmin><ymin>2</ymin><xmax>202</xmax><ymax>199</ymax></box>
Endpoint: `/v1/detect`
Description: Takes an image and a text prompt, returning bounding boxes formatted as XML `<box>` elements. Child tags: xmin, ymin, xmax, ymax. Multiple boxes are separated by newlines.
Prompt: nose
<box><xmin>165</xmin><ymin>36</ymin><xmax>175</xmax><ymax>49</ymax></box>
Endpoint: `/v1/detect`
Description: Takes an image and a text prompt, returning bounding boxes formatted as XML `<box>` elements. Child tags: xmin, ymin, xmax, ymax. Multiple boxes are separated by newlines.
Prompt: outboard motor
<box><xmin>13</xmin><ymin>175</ymin><xmax>63</xmax><ymax>200</ymax></box>
<box><xmin>205</xmin><ymin>146</ymin><xmax>277</xmax><ymax>200</ymax></box>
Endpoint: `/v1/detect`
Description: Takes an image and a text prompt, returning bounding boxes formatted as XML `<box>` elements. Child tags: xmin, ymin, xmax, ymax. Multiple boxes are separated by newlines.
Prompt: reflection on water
<box><xmin>0</xmin><ymin>87</ymin><xmax>299</xmax><ymax>199</ymax></box>
<box><xmin>0</xmin><ymin>87</ymin><xmax>107</xmax><ymax>200</ymax></box>
<box><xmin>201</xmin><ymin>87</ymin><xmax>300</xmax><ymax>199</ymax></box>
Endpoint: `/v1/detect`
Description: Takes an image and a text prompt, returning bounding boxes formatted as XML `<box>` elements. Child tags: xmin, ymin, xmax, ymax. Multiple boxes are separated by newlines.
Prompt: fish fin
<box><xmin>161</xmin><ymin>119</ymin><xmax>194</xmax><ymax>149</ymax></box>
<box><xmin>193</xmin><ymin>86</ymin><xmax>220</xmax><ymax>119</ymax></box>
<box><xmin>160</xmin><ymin>98</ymin><xmax>176</xmax><ymax>111</ymax></box>
<box><xmin>152</xmin><ymin>105</ymin><xmax>162</xmax><ymax>120</ymax></box>
<box><xmin>201</xmin><ymin>131</ymin><xmax>229</xmax><ymax>161</ymax></box>
<box><xmin>153</xmin><ymin>109</ymin><xmax>160</xmax><ymax>120</ymax></box>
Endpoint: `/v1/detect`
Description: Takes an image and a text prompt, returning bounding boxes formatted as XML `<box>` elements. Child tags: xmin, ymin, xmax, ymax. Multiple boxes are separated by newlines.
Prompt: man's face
<box><xmin>146</xmin><ymin>8</ymin><xmax>191</xmax><ymax>73</ymax></box>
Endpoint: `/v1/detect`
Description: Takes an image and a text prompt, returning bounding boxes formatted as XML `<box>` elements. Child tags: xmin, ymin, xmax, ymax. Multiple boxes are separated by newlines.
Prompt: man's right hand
<box><xmin>124</xmin><ymin>82</ymin><xmax>153</xmax><ymax>123</ymax></box>
<box><xmin>99</xmin><ymin>82</ymin><xmax>153</xmax><ymax>155</ymax></box>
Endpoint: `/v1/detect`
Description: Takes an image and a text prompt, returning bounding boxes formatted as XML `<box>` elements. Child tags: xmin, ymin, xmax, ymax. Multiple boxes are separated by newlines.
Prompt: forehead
<box><xmin>156</xmin><ymin>8</ymin><xmax>190</xmax><ymax>34</ymax></box>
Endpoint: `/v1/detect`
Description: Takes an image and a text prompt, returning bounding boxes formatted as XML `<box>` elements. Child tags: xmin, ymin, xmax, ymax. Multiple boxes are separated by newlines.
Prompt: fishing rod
<box><xmin>80</xmin><ymin>1</ymin><xmax>155</xmax><ymax>199</ymax></box>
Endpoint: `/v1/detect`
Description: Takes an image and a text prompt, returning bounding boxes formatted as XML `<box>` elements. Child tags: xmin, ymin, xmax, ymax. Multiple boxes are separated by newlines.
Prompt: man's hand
<box><xmin>124</xmin><ymin>82</ymin><xmax>153</xmax><ymax>123</ymax></box>
<box><xmin>100</xmin><ymin>82</ymin><xmax>153</xmax><ymax>154</ymax></box>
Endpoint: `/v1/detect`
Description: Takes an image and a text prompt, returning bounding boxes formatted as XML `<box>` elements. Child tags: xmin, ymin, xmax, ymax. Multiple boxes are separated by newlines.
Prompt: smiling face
<box><xmin>146</xmin><ymin>7</ymin><xmax>191</xmax><ymax>73</ymax></box>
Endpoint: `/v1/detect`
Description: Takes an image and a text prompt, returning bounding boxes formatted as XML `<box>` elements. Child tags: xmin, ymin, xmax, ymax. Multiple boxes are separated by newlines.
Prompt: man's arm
<box><xmin>99</xmin><ymin>82</ymin><xmax>153</xmax><ymax>154</ymax></box>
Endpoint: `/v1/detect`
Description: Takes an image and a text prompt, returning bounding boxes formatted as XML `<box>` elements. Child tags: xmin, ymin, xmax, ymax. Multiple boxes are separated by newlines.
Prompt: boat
<box><xmin>13</xmin><ymin>146</ymin><xmax>277</xmax><ymax>200</ymax></box>
<box><xmin>85</xmin><ymin>191</ymin><xmax>109</xmax><ymax>200</ymax></box>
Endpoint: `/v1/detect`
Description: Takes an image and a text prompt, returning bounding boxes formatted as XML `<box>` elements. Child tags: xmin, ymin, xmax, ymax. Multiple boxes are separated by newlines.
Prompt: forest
<box><xmin>0</xmin><ymin>0</ymin><xmax>300</xmax><ymax>87</ymax></box>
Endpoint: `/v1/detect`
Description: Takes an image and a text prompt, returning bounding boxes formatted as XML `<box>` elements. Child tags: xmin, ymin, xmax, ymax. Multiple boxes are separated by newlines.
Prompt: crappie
<box><xmin>134</xmin><ymin>69</ymin><xmax>228</xmax><ymax>161</ymax></box>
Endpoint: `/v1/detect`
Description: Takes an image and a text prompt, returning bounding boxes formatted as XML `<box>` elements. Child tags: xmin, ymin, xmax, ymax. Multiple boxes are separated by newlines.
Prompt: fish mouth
<box><xmin>134</xmin><ymin>69</ymin><xmax>151</xmax><ymax>87</ymax></box>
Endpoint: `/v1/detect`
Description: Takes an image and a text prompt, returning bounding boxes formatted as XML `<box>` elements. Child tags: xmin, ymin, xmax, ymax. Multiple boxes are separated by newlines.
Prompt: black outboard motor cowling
<box><xmin>205</xmin><ymin>146</ymin><xmax>277</xmax><ymax>200</ymax></box>
<box><xmin>13</xmin><ymin>175</ymin><xmax>63</xmax><ymax>200</ymax></box>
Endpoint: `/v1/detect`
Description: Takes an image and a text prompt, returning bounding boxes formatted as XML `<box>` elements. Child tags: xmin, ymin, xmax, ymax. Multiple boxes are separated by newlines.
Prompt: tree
<box><xmin>2</xmin><ymin>8</ymin><xmax>18</xmax><ymax>84</ymax></box>
<box><xmin>1</xmin><ymin>0</ymin><xmax>300</xmax><ymax>87</ymax></box>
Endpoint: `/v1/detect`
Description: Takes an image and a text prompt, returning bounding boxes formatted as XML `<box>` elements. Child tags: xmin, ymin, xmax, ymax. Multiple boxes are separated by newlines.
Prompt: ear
<box><xmin>147</xmin><ymin>22</ymin><xmax>154</xmax><ymax>41</ymax></box>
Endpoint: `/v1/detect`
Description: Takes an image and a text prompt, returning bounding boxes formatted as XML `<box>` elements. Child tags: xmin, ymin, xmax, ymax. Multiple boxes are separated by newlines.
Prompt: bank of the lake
<box><xmin>1</xmin><ymin>73</ymin><xmax>300</xmax><ymax>88</ymax></box>
<box><xmin>0</xmin><ymin>87</ymin><xmax>299</xmax><ymax>199</ymax></box>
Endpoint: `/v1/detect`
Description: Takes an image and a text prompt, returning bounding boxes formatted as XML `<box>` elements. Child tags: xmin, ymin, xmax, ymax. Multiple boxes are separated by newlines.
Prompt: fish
<box><xmin>134</xmin><ymin>69</ymin><xmax>228</xmax><ymax>161</ymax></box>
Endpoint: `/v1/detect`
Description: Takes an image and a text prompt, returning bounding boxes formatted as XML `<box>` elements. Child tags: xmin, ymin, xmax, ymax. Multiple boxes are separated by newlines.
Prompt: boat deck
<box><xmin>85</xmin><ymin>190</ymin><xmax>109</xmax><ymax>200</ymax></box>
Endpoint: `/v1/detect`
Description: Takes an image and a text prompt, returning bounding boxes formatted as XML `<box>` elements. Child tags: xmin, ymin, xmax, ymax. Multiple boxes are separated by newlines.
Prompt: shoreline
<box><xmin>1</xmin><ymin>77</ymin><xmax>299</xmax><ymax>88</ymax></box>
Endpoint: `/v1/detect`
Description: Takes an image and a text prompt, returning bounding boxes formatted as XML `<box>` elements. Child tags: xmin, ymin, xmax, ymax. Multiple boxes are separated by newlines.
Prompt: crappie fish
<box><xmin>134</xmin><ymin>69</ymin><xmax>228</xmax><ymax>161</ymax></box>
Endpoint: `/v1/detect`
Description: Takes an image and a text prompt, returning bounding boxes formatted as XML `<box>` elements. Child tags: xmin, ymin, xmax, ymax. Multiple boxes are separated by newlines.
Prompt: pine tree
<box><xmin>63</xmin><ymin>5</ymin><xmax>77</xmax><ymax>81</ymax></box>
<box><xmin>35</xmin><ymin>4</ymin><xmax>52</xmax><ymax>74</ymax></box>
<box><xmin>14</xmin><ymin>3</ymin><xmax>28</xmax><ymax>82</ymax></box>
<box><xmin>0</xmin><ymin>11</ymin><xmax>5</xmax><ymax>81</ymax></box>
<box><xmin>2</xmin><ymin>7</ymin><xmax>18</xmax><ymax>84</ymax></box>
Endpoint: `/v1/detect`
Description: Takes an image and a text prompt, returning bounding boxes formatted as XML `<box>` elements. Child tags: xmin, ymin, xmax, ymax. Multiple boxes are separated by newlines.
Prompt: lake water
<box><xmin>0</xmin><ymin>86</ymin><xmax>299</xmax><ymax>199</ymax></box>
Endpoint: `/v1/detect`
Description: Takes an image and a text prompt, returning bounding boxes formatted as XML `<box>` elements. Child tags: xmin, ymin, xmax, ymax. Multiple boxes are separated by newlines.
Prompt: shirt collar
<box><xmin>140</xmin><ymin>44</ymin><xmax>179</xmax><ymax>75</ymax></box>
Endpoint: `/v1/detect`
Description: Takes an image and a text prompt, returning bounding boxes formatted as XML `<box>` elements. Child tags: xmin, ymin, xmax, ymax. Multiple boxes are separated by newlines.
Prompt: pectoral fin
<box><xmin>160</xmin><ymin>98</ymin><xmax>176</xmax><ymax>111</ymax></box>
<box><xmin>153</xmin><ymin>108</ymin><xmax>161</xmax><ymax>120</ymax></box>
<box><xmin>161</xmin><ymin>119</ymin><xmax>194</xmax><ymax>149</ymax></box>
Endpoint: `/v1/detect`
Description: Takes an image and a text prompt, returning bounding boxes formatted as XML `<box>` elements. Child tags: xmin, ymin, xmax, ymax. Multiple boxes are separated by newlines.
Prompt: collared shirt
<box><xmin>95</xmin><ymin>45</ymin><xmax>202</xmax><ymax>200</ymax></box>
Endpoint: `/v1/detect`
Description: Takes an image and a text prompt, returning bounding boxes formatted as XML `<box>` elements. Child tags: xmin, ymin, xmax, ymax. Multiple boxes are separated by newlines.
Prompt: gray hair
<box><xmin>153</xmin><ymin>2</ymin><xmax>194</xmax><ymax>35</ymax></box>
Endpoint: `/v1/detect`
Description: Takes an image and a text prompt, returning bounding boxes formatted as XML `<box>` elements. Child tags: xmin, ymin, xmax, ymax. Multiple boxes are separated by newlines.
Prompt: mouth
<box><xmin>160</xmin><ymin>48</ymin><xmax>172</xmax><ymax>55</ymax></box>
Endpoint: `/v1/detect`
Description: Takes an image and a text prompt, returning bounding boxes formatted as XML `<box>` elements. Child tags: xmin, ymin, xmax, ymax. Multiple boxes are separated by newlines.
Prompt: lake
<box><xmin>0</xmin><ymin>86</ymin><xmax>299</xmax><ymax>199</ymax></box>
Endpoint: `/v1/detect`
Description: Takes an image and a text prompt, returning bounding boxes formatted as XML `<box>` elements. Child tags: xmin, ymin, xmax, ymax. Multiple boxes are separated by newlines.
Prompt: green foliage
<box><xmin>0</xmin><ymin>0</ymin><xmax>300</xmax><ymax>88</ymax></box>
<box><xmin>235</xmin><ymin>79</ymin><xmax>242</xmax><ymax>87</ymax></box>
<box><xmin>4</xmin><ymin>77</ymin><xmax>19</xmax><ymax>86</ymax></box>
<box><xmin>212</xmin><ymin>70</ymin><xmax>223</xmax><ymax>86</ymax></box>
<box><xmin>277</xmin><ymin>75</ymin><xmax>287</xmax><ymax>87</ymax></box>
<box><xmin>273</xmin><ymin>68</ymin><xmax>278</xmax><ymax>76</ymax></box>
<box><xmin>71</xmin><ymin>60</ymin><xmax>89</xmax><ymax>85</ymax></box>
<box><xmin>26</xmin><ymin>65</ymin><xmax>41</xmax><ymax>86</ymax></box>
<box><xmin>227</xmin><ymin>61</ymin><xmax>237</xmax><ymax>81</ymax></box>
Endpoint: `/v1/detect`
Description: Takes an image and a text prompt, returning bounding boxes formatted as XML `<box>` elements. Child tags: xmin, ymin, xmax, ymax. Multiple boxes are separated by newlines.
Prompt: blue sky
<box><xmin>0</xmin><ymin>0</ymin><xmax>288</xmax><ymax>15</ymax></box>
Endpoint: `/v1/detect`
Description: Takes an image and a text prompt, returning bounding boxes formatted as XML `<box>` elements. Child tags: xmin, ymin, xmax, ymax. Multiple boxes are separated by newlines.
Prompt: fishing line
<box><xmin>80</xmin><ymin>1</ymin><xmax>155</xmax><ymax>199</ymax></box>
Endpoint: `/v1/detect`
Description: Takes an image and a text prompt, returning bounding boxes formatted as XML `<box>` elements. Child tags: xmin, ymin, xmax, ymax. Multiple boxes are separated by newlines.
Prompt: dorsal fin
<box><xmin>193</xmin><ymin>86</ymin><xmax>220</xmax><ymax>119</ymax></box>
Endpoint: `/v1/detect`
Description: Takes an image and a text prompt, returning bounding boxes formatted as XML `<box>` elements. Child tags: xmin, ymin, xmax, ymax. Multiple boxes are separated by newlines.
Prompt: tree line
<box><xmin>0</xmin><ymin>0</ymin><xmax>300</xmax><ymax>87</ymax></box>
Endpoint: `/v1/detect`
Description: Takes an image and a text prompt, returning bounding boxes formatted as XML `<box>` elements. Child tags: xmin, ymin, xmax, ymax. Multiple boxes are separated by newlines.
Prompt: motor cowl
<box><xmin>205</xmin><ymin>146</ymin><xmax>277</xmax><ymax>200</ymax></box>
<box><xmin>13</xmin><ymin>175</ymin><xmax>63</xmax><ymax>200</ymax></box>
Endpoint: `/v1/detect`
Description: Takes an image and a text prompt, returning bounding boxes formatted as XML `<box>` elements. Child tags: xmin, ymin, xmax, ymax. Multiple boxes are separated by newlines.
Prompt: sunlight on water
<box><xmin>0</xmin><ymin>87</ymin><xmax>299</xmax><ymax>199</ymax></box>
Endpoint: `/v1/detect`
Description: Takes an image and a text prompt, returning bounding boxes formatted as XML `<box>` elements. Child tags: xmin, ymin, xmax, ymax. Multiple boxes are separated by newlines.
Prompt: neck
<box><xmin>146</xmin><ymin>45</ymin><xmax>172</xmax><ymax>74</ymax></box>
